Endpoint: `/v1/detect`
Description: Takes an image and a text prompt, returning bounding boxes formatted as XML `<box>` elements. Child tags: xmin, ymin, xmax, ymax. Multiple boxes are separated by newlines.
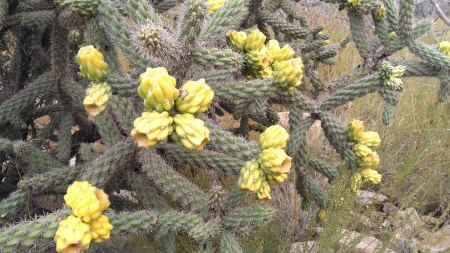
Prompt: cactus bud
<box><xmin>272</xmin><ymin>57</ymin><xmax>304</xmax><ymax>91</ymax></box>
<box><xmin>207</xmin><ymin>0</ymin><xmax>227</xmax><ymax>14</ymax></box>
<box><xmin>346</xmin><ymin>0</ymin><xmax>361</xmax><ymax>9</ymax></box>
<box><xmin>226</xmin><ymin>30</ymin><xmax>247</xmax><ymax>52</ymax></box>
<box><xmin>172</xmin><ymin>113</ymin><xmax>210</xmax><ymax>150</ymax></box>
<box><xmin>88</xmin><ymin>215</ymin><xmax>114</xmax><ymax>243</ymax></box>
<box><xmin>360</xmin><ymin>168</ymin><xmax>382</xmax><ymax>184</ymax></box>
<box><xmin>54</xmin><ymin>215</ymin><xmax>92</xmax><ymax>253</ymax></box>
<box><xmin>138</xmin><ymin>67</ymin><xmax>179</xmax><ymax>112</ymax></box>
<box><xmin>83</xmin><ymin>82</ymin><xmax>112</xmax><ymax>117</ymax></box>
<box><xmin>131</xmin><ymin>111</ymin><xmax>174</xmax><ymax>148</ymax></box>
<box><xmin>379</xmin><ymin>61</ymin><xmax>406</xmax><ymax>91</ymax></box>
<box><xmin>138</xmin><ymin>25</ymin><xmax>161</xmax><ymax>50</ymax></box>
<box><xmin>372</xmin><ymin>3</ymin><xmax>386</xmax><ymax>21</ymax></box>
<box><xmin>389</xmin><ymin>31</ymin><xmax>397</xmax><ymax>39</ymax></box>
<box><xmin>258</xmin><ymin>148</ymin><xmax>292</xmax><ymax>173</ymax></box>
<box><xmin>259</xmin><ymin>124</ymin><xmax>289</xmax><ymax>150</ymax></box>
<box><xmin>175</xmin><ymin>78</ymin><xmax>214</xmax><ymax>114</ymax></box>
<box><xmin>345</xmin><ymin>119</ymin><xmax>364</xmax><ymax>141</ymax></box>
<box><xmin>76</xmin><ymin>45</ymin><xmax>108</xmax><ymax>82</ymax></box>
<box><xmin>243</xmin><ymin>29</ymin><xmax>266</xmax><ymax>52</ymax></box>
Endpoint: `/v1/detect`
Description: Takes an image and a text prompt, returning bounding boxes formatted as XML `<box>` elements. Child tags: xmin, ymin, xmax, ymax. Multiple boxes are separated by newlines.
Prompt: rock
<box><xmin>338</xmin><ymin>230</ymin><xmax>396</xmax><ymax>253</ymax></box>
<box><xmin>382</xmin><ymin>202</ymin><xmax>398</xmax><ymax>215</ymax></box>
<box><xmin>290</xmin><ymin>241</ymin><xmax>318</xmax><ymax>253</ymax></box>
<box><xmin>356</xmin><ymin>190</ymin><xmax>388</xmax><ymax>206</ymax></box>
<box><xmin>353</xmin><ymin>236</ymin><xmax>382</xmax><ymax>253</ymax></box>
<box><xmin>417</xmin><ymin>225</ymin><xmax>450</xmax><ymax>253</ymax></box>
<box><xmin>339</xmin><ymin>229</ymin><xmax>362</xmax><ymax>244</ymax></box>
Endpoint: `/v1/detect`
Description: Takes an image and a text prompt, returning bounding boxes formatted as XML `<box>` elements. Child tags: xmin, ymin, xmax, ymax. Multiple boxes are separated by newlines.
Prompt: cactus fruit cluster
<box><xmin>0</xmin><ymin>0</ymin><xmax>449</xmax><ymax>251</ymax></box>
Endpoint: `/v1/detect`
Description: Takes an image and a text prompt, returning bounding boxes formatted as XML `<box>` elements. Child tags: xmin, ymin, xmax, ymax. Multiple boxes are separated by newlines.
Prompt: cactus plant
<box><xmin>0</xmin><ymin>0</ymin><xmax>448</xmax><ymax>251</ymax></box>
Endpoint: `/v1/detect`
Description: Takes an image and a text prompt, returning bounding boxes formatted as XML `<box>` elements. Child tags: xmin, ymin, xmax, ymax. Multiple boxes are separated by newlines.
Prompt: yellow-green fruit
<box><xmin>226</xmin><ymin>30</ymin><xmax>247</xmax><ymax>52</ymax></box>
<box><xmin>357</xmin><ymin>131</ymin><xmax>381</xmax><ymax>147</ymax></box>
<box><xmin>256</xmin><ymin>181</ymin><xmax>271</xmax><ymax>201</ymax></box>
<box><xmin>345</xmin><ymin>119</ymin><xmax>364</xmax><ymax>141</ymax></box>
<box><xmin>360</xmin><ymin>168</ymin><xmax>382</xmax><ymax>184</ymax></box>
<box><xmin>172</xmin><ymin>113</ymin><xmax>210</xmax><ymax>150</ymax></box>
<box><xmin>390</xmin><ymin>31</ymin><xmax>397</xmax><ymax>39</ymax></box>
<box><xmin>139</xmin><ymin>25</ymin><xmax>161</xmax><ymax>50</ymax></box>
<box><xmin>259</xmin><ymin>124</ymin><xmax>289</xmax><ymax>150</ymax></box>
<box><xmin>353</xmin><ymin>144</ymin><xmax>380</xmax><ymax>168</ymax></box>
<box><xmin>266</xmin><ymin>40</ymin><xmax>295</xmax><ymax>64</ymax></box>
<box><xmin>76</xmin><ymin>45</ymin><xmax>108</xmax><ymax>82</ymax></box>
<box><xmin>175</xmin><ymin>79</ymin><xmax>214</xmax><ymax>114</ymax></box>
<box><xmin>237</xmin><ymin>159</ymin><xmax>264</xmax><ymax>194</ymax></box>
<box><xmin>88</xmin><ymin>215</ymin><xmax>114</xmax><ymax>243</ymax></box>
<box><xmin>64</xmin><ymin>181</ymin><xmax>110</xmax><ymax>223</ymax></box>
<box><xmin>207</xmin><ymin>0</ymin><xmax>227</xmax><ymax>14</ymax></box>
<box><xmin>372</xmin><ymin>3</ymin><xmax>386</xmax><ymax>21</ymax></box>
<box><xmin>266</xmin><ymin>172</ymin><xmax>288</xmax><ymax>185</ymax></box>
<box><xmin>131</xmin><ymin>111</ymin><xmax>173</xmax><ymax>148</ymax></box>
<box><xmin>439</xmin><ymin>41</ymin><xmax>450</xmax><ymax>56</ymax></box>
<box><xmin>83</xmin><ymin>82</ymin><xmax>112</xmax><ymax>117</ymax></box>
<box><xmin>54</xmin><ymin>215</ymin><xmax>91</xmax><ymax>253</ymax></box>
<box><xmin>346</xmin><ymin>0</ymin><xmax>361</xmax><ymax>9</ymax></box>
<box><xmin>138</xmin><ymin>67</ymin><xmax>179</xmax><ymax>112</ymax></box>
<box><xmin>245</xmin><ymin>50</ymin><xmax>270</xmax><ymax>71</ymax></box>
<box><xmin>350</xmin><ymin>172</ymin><xmax>362</xmax><ymax>193</ymax></box>
<box><xmin>243</xmin><ymin>29</ymin><xmax>266</xmax><ymax>53</ymax></box>
<box><xmin>256</xmin><ymin>66</ymin><xmax>273</xmax><ymax>79</ymax></box>
<box><xmin>272</xmin><ymin>57</ymin><xmax>304</xmax><ymax>91</ymax></box>
<box><xmin>258</xmin><ymin>148</ymin><xmax>292</xmax><ymax>173</ymax></box>
<box><xmin>317</xmin><ymin>209</ymin><xmax>327</xmax><ymax>222</ymax></box>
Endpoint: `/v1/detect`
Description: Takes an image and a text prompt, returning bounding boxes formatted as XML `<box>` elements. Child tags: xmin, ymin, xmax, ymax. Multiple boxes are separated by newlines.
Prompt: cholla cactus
<box><xmin>0</xmin><ymin>0</ymin><xmax>448</xmax><ymax>252</ymax></box>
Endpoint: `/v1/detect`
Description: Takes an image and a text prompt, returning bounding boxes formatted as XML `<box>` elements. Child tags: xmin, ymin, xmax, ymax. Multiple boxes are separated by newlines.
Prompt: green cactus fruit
<box><xmin>353</xmin><ymin>144</ymin><xmax>380</xmax><ymax>168</ymax></box>
<box><xmin>83</xmin><ymin>82</ymin><xmax>112</xmax><ymax>117</ymax></box>
<box><xmin>138</xmin><ymin>67</ymin><xmax>179</xmax><ymax>112</ymax></box>
<box><xmin>265</xmin><ymin>172</ymin><xmax>288</xmax><ymax>185</ymax></box>
<box><xmin>379</xmin><ymin>61</ymin><xmax>406</xmax><ymax>91</ymax></box>
<box><xmin>272</xmin><ymin>57</ymin><xmax>304</xmax><ymax>91</ymax></box>
<box><xmin>256</xmin><ymin>181</ymin><xmax>271</xmax><ymax>201</ymax></box>
<box><xmin>266</xmin><ymin>39</ymin><xmax>295</xmax><ymax>64</ymax></box>
<box><xmin>360</xmin><ymin>168</ymin><xmax>382</xmax><ymax>184</ymax></box>
<box><xmin>346</xmin><ymin>0</ymin><xmax>362</xmax><ymax>9</ymax></box>
<box><xmin>259</xmin><ymin>124</ymin><xmax>289</xmax><ymax>150</ymax></box>
<box><xmin>357</xmin><ymin>131</ymin><xmax>381</xmax><ymax>147</ymax></box>
<box><xmin>226</xmin><ymin>29</ymin><xmax>247</xmax><ymax>52</ymax></box>
<box><xmin>175</xmin><ymin>79</ymin><xmax>214</xmax><ymax>114</ymax></box>
<box><xmin>54</xmin><ymin>215</ymin><xmax>92</xmax><ymax>253</ymax></box>
<box><xmin>138</xmin><ymin>25</ymin><xmax>161</xmax><ymax>50</ymax></box>
<box><xmin>208</xmin><ymin>185</ymin><xmax>226</xmax><ymax>212</ymax></box>
<box><xmin>345</xmin><ymin>119</ymin><xmax>364</xmax><ymax>141</ymax></box>
<box><xmin>172</xmin><ymin>113</ymin><xmax>210</xmax><ymax>150</ymax></box>
<box><xmin>372</xmin><ymin>3</ymin><xmax>386</xmax><ymax>21</ymax></box>
<box><xmin>88</xmin><ymin>215</ymin><xmax>114</xmax><ymax>243</ymax></box>
<box><xmin>243</xmin><ymin>29</ymin><xmax>266</xmax><ymax>53</ymax></box>
<box><xmin>64</xmin><ymin>181</ymin><xmax>110</xmax><ymax>223</ymax></box>
<box><xmin>237</xmin><ymin>159</ymin><xmax>265</xmax><ymax>193</ymax></box>
<box><xmin>245</xmin><ymin>50</ymin><xmax>270</xmax><ymax>71</ymax></box>
<box><xmin>131</xmin><ymin>111</ymin><xmax>174</xmax><ymax>148</ymax></box>
<box><xmin>258</xmin><ymin>148</ymin><xmax>292</xmax><ymax>173</ymax></box>
<box><xmin>76</xmin><ymin>45</ymin><xmax>108</xmax><ymax>82</ymax></box>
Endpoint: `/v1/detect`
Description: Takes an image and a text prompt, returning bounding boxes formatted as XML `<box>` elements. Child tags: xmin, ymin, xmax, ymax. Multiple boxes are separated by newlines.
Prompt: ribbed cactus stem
<box><xmin>220</xmin><ymin>230</ymin><xmax>243</xmax><ymax>253</ymax></box>
<box><xmin>398</xmin><ymin>0</ymin><xmax>414</xmax><ymax>39</ymax></box>
<box><xmin>409</xmin><ymin>40</ymin><xmax>450</xmax><ymax>70</ymax></box>
<box><xmin>210</xmin><ymin>78</ymin><xmax>277</xmax><ymax>100</ymax></box>
<box><xmin>222</xmin><ymin>205</ymin><xmax>275</xmax><ymax>231</ymax></box>
<box><xmin>160</xmin><ymin>143</ymin><xmax>243</xmax><ymax>174</ymax></box>
<box><xmin>348</xmin><ymin>11</ymin><xmax>369</xmax><ymax>59</ymax></box>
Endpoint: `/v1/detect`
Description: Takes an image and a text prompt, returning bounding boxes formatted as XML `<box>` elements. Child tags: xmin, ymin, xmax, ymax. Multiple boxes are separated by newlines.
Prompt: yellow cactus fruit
<box><xmin>389</xmin><ymin>31</ymin><xmax>397</xmax><ymax>39</ymax></box>
<box><xmin>259</xmin><ymin>125</ymin><xmax>289</xmax><ymax>150</ymax></box>
<box><xmin>272</xmin><ymin>57</ymin><xmax>304</xmax><ymax>91</ymax></box>
<box><xmin>64</xmin><ymin>181</ymin><xmax>110</xmax><ymax>223</ymax></box>
<box><xmin>83</xmin><ymin>82</ymin><xmax>112</xmax><ymax>117</ymax></box>
<box><xmin>323</xmin><ymin>40</ymin><xmax>330</xmax><ymax>45</ymax></box>
<box><xmin>138</xmin><ymin>67</ymin><xmax>179</xmax><ymax>112</ymax></box>
<box><xmin>439</xmin><ymin>41</ymin><xmax>450</xmax><ymax>56</ymax></box>
<box><xmin>265</xmin><ymin>172</ymin><xmax>288</xmax><ymax>185</ymax></box>
<box><xmin>237</xmin><ymin>159</ymin><xmax>265</xmax><ymax>194</ymax></box>
<box><xmin>345</xmin><ymin>119</ymin><xmax>364</xmax><ymax>141</ymax></box>
<box><xmin>256</xmin><ymin>66</ymin><xmax>274</xmax><ymax>79</ymax></box>
<box><xmin>131</xmin><ymin>111</ymin><xmax>174</xmax><ymax>148</ymax></box>
<box><xmin>360</xmin><ymin>168</ymin><xmax>382</xmax><ymax>184</ymax></box>
<box><xmin>175</xmin><ymin>79</ymin><xmax>214</xmax><ymax>114</ymax></box>
<box><xmin>172</xmin><ymin>113</ymin><xmax>210</xmax><ymax>150</ymax></box>
<box><xmin>346</xmin><ymin>0</ymin><xmax>361</xmax><ymax>9</ymax></box>
<box><xmin>226</xmin><ymin>30</ymin><xmax>247</xmax><ymax>52</ymax></box>
<box><xmin>207</xmin><ymin>0</ymin><xmax>227</xmax><ymax>14</ymax></box>
<box><xmin>372</xmin><ymin>3</ymin><xmax>386</xmax><ymax>21</ymax></box>
<box><xmin>245</xmin><ymin>50</ymin><xmax>270</xmax><ymax>71</ymax></box>
<box><xmin>266</xmin><ymin>40</ymin><xmax>295</xmax><ymax>63</ymax></box>
<box><xmin>353</xmin><ymin>144</ymin><xmax>380</xmax><ymax>168</ymax></box>
<box><xmin>350</xmin><ymin>172</ymin><xmax>362</xmax><ymax>193</ymax></box>
<box><xmin>54</xmin><ymin>215</ymin><xmax>92</xmax><ymax>253</ymax></box>
<box><xmin>243</xmin><ymin>29</ymin><xmax>266</xmax><ymax>53</ymax></box>
<box><xmin>258</xmin><ymin>148</ymin><xmax>292</xmax><ymax>173</ymax></box>
<box><xmin>256</xmin><ymin>181</ymin><xmax>271</xmax><ymax>202</ymax></box>
<box><xmin>317</xmin><ymin>209</ymin><xmax>327</xmax><ymax>222</ymax></box>
<box><xmin>76</xmin><ymin>45</ymin><xmax>108</xmax><ymax>82</ymax></box>
<box><xmin>88</xmin><ymin>215</ymin><xmax>114</xmax><ymax>243</ymax></box>
<box><xmin>357</xmin><ymin>131</ymin><xmax>381</xmax><ymax>147</ymax></box>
